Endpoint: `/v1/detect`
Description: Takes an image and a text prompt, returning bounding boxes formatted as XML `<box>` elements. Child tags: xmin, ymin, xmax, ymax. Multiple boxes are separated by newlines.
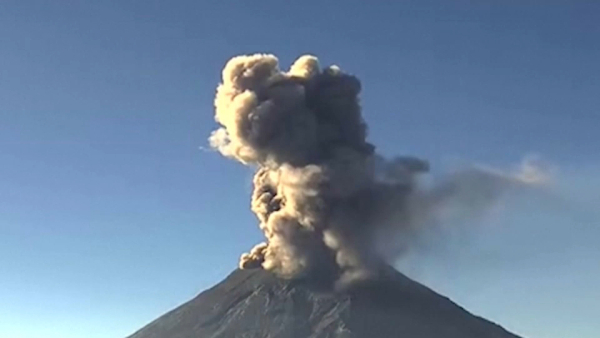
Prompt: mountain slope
<box><xmin>127</xmin><ymin>267</ymin><xmax>522</xmax><ymax>338</ymax></box>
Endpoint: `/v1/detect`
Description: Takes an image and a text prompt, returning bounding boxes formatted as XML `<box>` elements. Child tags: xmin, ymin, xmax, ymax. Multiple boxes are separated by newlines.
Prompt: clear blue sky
<box><xmin>1</xmin><ymin>2</ymin><xmax>599</xmax><ymax>338</ymax></box>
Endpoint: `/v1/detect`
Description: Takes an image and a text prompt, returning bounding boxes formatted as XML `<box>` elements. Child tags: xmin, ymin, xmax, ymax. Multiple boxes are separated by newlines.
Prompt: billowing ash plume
<box><xmin>209</xmin><ymin>54</ymin><xmax>547</xmax><ymax>285</ymax></box>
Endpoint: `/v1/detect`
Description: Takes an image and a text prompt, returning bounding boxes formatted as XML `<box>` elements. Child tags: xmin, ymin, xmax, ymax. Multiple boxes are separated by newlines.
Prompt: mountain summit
<box><xmin>127</xmin><ymin>266</ymin><xmax>522</xmax><ymax>338</ymax></box>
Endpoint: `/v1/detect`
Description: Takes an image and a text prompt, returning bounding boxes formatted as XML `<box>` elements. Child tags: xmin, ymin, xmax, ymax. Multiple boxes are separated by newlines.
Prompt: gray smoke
<box><xmin>209</xmin><ymin>54</ymin><xmax>547</xmax><ymax>285</ymax></box>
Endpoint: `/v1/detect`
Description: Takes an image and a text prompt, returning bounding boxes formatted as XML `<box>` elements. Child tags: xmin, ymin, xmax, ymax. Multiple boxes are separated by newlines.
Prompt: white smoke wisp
<box><xmin>209</xmin><ymin>53</ymin><xmax>549</xmax><ymax>285</ymax></box>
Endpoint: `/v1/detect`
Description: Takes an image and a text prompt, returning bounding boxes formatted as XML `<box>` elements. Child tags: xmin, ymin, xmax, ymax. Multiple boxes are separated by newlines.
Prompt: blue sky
<box><xmin>1</xmin><ymin>1</ymin><xmax>599</xmax><ymax>338</ymax></box>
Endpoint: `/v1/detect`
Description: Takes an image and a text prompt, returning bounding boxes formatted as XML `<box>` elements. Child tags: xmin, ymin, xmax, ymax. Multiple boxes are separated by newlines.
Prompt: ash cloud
<box><xmin>209</xmin><ymin>54</ymin><xmax>548</xmax><ymax>285</ymax></box>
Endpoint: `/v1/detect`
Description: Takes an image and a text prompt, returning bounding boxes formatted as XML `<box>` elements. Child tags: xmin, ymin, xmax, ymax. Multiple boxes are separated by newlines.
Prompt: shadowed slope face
<box><xmin>127</xmin><ymin>268</ymin><xmax>522</xmax><ymax>338</ymax></box>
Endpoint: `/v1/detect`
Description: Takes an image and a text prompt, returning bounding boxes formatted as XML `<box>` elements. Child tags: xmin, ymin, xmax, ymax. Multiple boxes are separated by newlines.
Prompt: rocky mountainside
<box><xmin>127</xmin><ymin>267</ymin><xmax>522</xmax><ymax>338</ymax></box>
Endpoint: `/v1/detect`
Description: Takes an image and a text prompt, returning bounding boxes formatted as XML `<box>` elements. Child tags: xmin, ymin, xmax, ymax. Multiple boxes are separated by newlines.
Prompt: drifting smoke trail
<box><xmin>209</xmin><ymin>54</ymin><xmax>548</xmax><ymax>285</ymax></box>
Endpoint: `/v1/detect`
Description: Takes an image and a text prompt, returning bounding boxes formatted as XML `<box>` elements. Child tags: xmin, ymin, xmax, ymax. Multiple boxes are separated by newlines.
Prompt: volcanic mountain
<box><xmin>126</xmin><ymin>266</ymin><xmax>522</xmax><ymax>338</ymax></box>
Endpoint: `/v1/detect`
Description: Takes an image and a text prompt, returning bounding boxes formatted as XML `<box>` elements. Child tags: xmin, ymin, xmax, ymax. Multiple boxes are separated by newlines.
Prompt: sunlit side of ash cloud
<box><xmin>209</xmin><ymin>54</ymin><xmax>549</xmax><ymax>286</ymax></box>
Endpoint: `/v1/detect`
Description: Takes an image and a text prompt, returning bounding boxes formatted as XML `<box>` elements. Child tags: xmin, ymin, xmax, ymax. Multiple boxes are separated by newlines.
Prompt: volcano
<box><xmin>126</xmin><ymin>266</ymin><xmax>522</xmax><ymax>338</ymax></box>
